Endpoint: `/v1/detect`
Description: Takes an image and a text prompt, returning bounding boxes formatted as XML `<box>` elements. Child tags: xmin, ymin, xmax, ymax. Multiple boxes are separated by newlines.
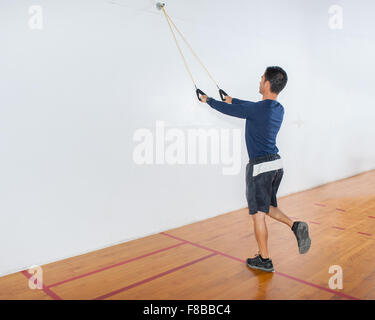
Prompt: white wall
<box><xmin>1</xmin><ymin>0</ymin><xmax>374</xmax><ymax>276</ymax></box>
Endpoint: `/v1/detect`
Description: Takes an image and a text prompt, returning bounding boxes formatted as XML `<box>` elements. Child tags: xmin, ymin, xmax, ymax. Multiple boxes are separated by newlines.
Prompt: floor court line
<box><xmin>159</xmin><ymin>232</ymin><xmax>360</xmax><ymax>300</ymax></box>
<box><xmin>309</xmin><ymin>221</ymin><xmax>321</xmax><ymax>225</ymax></box>
<box><xmin>314</xmin><ymin>203</ymin><xmax>326</xmax><ymax>207</ymax></box>
<box><xmin>17</xmin><ymin>202</ymin><xmax>368</xmax><ymax>299</ymax></box>
<box><xmin>332</xmin><ymin>226</ymin><xmax>346</xmax><ymax>230</ymax></box>
<box><xmin>21</xmin><ymin>270</ymin><xmax>62</xmax><ymax>300</ymax></box>
<box><xmin>94</xmin><ymin>253</ymin><xmax>217</xmax><ymax>300</ymax></box>
<box><xmin>46</xmin><ymin>241</ymin><xmax>188</xmax><ymax>289</ymax></box>
<box><xmin>160</xmin><ymin>232</ymin><xmax>245</xmax><ymax>263</ymax></box>
<box><xmin>357</xmin><ymin>232</ymin><xmax>372</xmax><ymax>237</ymax></box>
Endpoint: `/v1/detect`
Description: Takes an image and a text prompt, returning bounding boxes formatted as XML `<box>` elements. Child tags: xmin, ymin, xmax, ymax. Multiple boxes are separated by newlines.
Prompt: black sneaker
<box><xmin>246</xmin><ymin>254</ymin><xmax>274</xmax><ymax>272</ymax></box>
<box><xmin>292</xmin><ymin>221</ymin><xmax>311</xmax><ymax>254</ymax></box>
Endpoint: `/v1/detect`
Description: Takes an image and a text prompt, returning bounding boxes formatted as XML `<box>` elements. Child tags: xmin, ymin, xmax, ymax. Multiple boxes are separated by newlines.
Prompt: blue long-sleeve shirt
<box><xmin>206</xmin><ymin>97</ymin><xmax>284</xmax><ymax>160</ymax></box>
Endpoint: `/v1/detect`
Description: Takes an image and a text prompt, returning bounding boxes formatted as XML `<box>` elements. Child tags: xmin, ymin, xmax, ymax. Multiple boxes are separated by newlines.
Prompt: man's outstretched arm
<box><xmin>203</xmin><ymin>96</ymin><xmax>255</xmax><ymax>119</ymax></box>
<box><xmin>220</xmin><ymin>96</ymin><xmax>252</xmax><ymax>104</ymax></box>
<box><xmin>231</xmin><ymin>97</ymin><xmax>251</xmax><ymax>104</ymax></box>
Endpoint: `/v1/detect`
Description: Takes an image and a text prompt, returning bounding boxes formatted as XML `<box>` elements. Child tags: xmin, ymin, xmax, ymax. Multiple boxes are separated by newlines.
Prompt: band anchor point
<box><xmin>156</xmin><ymin>2</ymin><xmax>165</xmax><ymax>10</ymax></box>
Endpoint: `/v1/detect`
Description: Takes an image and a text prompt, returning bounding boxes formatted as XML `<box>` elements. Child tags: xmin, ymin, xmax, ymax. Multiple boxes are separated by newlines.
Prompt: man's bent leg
<box><xmin>269</xmin><ymin>205</ymin><xmax>311</xmax><ymax>254</ymax></box>
<box><xmin>252</xmin><ymin>211</ymin><xmax>269</xmax><ymax>259</ymax></box>
<box><xmin>268</xmin><ymin>205</ymin><xmax>293</xmax><ymax>228</ymax></box>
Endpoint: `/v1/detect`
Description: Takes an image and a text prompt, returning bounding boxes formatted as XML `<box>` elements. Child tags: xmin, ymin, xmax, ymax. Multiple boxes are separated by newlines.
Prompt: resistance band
<box><xmin>157</xmin><ymin>2</ymin><xmax>228</xmax><ymax>102</ymax></box>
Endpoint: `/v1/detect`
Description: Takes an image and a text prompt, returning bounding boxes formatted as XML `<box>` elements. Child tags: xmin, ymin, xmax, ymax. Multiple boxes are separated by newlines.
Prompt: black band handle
<box><xmin>196</xmin><ymin>88</ymin><xmax>206</xmax><ymax>101</ymax></box>
<box><xmin>219</xmin><ymin>88</ymin><xmax>228</xmax><ymax>101</ymax></box>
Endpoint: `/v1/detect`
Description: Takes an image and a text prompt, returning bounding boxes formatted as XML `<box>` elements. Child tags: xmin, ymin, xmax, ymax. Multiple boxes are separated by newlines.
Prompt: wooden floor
<box><xmin>1</xmin><ymin>170</ymin><xmax>375</xmax><ymax>300</ymax></box>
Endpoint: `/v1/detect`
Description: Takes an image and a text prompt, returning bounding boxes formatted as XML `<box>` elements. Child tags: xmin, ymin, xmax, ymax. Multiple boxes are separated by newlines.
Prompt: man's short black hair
<box><xmin>264</xmin><ymin>66</ymin><xmax>288</xmax><ymax>94</ymax></box>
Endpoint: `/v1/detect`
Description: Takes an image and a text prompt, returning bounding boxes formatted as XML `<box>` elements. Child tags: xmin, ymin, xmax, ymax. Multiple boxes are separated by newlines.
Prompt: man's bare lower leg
<box><xmin>252</xmin><ymin>212</ymin><xmax>269</xmax><ymax>259</ymax></box>
<box><xmin>268</xmin><ymin>205</ymin><xmax>294</xmax><ymax>228</ymax></box>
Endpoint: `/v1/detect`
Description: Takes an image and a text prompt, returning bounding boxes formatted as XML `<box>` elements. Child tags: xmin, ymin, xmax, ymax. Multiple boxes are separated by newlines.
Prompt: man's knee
<box><xmin>252</xmin><ymin>211</ymin><xmax>266</xmax><ymax>221</ymax></box>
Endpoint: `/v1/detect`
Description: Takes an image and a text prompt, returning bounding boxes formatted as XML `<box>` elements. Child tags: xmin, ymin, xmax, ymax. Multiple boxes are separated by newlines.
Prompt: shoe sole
<box><xmin>296</xmin><ymin>222</ymin><xmax>311</xmax><ymax>254</ymax></box>
<box><xmin>246</xmin><ymin>262</ymin><xmax>274</xmax><ymax>273</ymax></box>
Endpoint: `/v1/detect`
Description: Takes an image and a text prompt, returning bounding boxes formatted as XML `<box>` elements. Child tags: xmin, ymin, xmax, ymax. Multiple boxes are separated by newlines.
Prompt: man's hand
<box><xmin>199</xmin><ymin>95</ymin><xmax>208</xmax><ymax>103</ymax></box>
<box><xmin>199</xmin><ymin>95</ymin><xmax>232</xmax><ymax>103</ymax></box>
<box><xmin>224</xmin><ymin>96</ymin><xmax>233</xmax><ymax>104</ymax></box>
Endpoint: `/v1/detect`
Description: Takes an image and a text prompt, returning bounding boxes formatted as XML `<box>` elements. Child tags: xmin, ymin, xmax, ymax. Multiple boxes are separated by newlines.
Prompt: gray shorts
<box><xmin>246</xmin><ymin>153</ymin><xmax>284</xmax><ymax>215</ymax></box>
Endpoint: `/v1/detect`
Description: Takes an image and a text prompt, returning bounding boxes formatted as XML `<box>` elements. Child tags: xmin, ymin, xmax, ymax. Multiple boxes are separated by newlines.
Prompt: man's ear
<box><xmin>265</xmin><ymin>80</ymin><xmax>271</xmax><ymax>91</ymax></box>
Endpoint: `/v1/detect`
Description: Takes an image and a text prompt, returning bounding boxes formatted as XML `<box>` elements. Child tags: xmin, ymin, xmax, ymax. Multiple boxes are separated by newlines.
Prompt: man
<box><xmin>199</xmin><ymin>66</ymin><xmax>311</xmax><ymax>272</ymax></box>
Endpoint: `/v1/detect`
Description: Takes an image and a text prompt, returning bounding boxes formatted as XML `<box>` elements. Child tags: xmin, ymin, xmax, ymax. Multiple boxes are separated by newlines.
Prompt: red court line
<box><xmin>18</xmin><ymin>202</ymin><xmax>367</xmax><ymax>299</ymax></box>
<box><xmin>14</xmin><ymin>202</ymin><xmax>369</xmax><ymax>300</ymax></box>
<box><xmin>314</xmin><ymin>203</ymin><xmax>326</xmax><ymax>207</ymax></box>
<box><xmin>21</xmin><ymin>270</ymin><xmax>62</xmax><ymax>300</ymax></box>
<box><xmin>160</xmin><ymin>232</ymin><xmax>244</xmax><ymax>263</ymax></box>
<box><xmin>47</xmin><ymin>241</ymin><xmax>187</xmax><ymax>289</ymax></box>
<box><xmin>309</xmin><ymin>221</ymin><xmax>321</xmax><ymax>225</ymax></box>
<box><xmin>94</xmin><ymin>253</ymin><xmax>217</xmax><ymax>300</ymax></box>
<box><xmin>160</xmin><ymin>232</ymin><xmax>360</xmax><ymax>300</ymax></box>
<box><xmin>357</xmin><ymin>232</ymin><xmax>372</xmax><ymax>237</ymax></box>
<box><xmin>311</xmin><ymin>204</ymin><xmax>372</xmax><ymax>236</ymax></box>
<box><xmin>314</xmin><ymin>203</ymin><xmax>346</xmax><ymax>212</ymax></box>
<box><xmin>332</xmin><ymin>226</ymin><xmax>346</xmax><ymax>230</ymax></box>
<box><xmin>275</xmin><ymin>271</ymin><xmax>360</xmax><ymax>300</ymax></box>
